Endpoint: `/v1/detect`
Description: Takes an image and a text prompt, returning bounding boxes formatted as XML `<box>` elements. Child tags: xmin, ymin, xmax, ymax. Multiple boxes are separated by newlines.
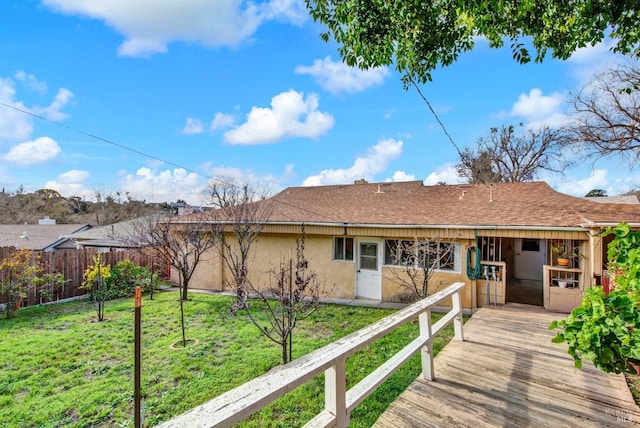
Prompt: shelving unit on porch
<box><xmin>543</xmin><ymin>265</ymin><xmax>583</xmax><ymax>313</ymax></box>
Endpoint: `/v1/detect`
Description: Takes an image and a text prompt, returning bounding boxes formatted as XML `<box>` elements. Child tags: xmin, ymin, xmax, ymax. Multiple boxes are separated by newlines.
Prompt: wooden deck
<box><xmin>374</xmin><ymin>304</ymin><xmax>640</xmax><ymax>427</ymax></box>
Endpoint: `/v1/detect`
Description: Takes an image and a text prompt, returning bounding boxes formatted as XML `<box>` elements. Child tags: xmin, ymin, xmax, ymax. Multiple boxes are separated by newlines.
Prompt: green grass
<box><xmin>0</xmin><ymin>291</ymin><xmax>458</xmax><ymax>427</ymax></box>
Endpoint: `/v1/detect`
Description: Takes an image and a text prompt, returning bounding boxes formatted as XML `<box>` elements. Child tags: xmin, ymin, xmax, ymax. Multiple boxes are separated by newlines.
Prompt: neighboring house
<box><xmin>586</xmin><ymin>195</ymin><xmax>640</xmax><ymax>204</ymax></box>
<box><xmin>0</xmin><ymin>218</ymin><xmax>91</xmax><ymax>251</ymax></box>
<box><xmin>178</xmin><ymin>180</ymin><xmax>640</xmax><ymax>312</ymax></box>
<box><xmin>70</xmin><ymin>216</ymin><xmax>160</xmax><ymax>252</ymax></box>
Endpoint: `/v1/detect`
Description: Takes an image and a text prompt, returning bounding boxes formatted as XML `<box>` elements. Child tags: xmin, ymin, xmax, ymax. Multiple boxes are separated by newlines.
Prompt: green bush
<box><xmin>550</xmin><ymin>222</ymin><xmax>640</xmax><ymax>374</ymax></box>
<box><xmin>104</xmin><ymin>259</ymin><xmax>154</xmax><ymax>300</ymax></box>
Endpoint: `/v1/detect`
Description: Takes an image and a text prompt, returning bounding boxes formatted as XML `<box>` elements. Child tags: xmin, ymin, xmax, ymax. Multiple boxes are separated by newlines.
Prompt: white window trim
<box><xmin>333</xmin><ymin>236</ymin><xmax>354</xmax><ymax>262</ymax></box>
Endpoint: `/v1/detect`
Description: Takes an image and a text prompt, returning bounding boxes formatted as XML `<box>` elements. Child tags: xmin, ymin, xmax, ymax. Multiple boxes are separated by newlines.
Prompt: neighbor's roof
<box><xmin>0</xmin><ymin>223</ymin><xmax>90</xmax><ymax>250</ymax></box>
<box><xmin>585</xmin><ymin>195</ymin><xmax>640</xmax><ymax>204</ymax></box>
<box><xmin>261</xmin><ymin>181</ymin><xmax>640</xmax><ymax>229</ymax></box>
<box><xmin>69</xmin><ymin>215</ymin><xmax>165</xmax><ymax>248</ymax></box>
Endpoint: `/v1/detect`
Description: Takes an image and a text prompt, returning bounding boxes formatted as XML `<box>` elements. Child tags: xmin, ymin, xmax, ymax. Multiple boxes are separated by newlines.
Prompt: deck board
<box><xmin>373</xmin><ymin>304</ymin><xmax>640</xmax><ymax>427</ymax></box>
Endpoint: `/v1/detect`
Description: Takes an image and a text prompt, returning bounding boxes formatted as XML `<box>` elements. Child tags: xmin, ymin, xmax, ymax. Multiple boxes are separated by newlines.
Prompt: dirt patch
<box><xmin>169</xmin><ymin>338</ymin><xmax>200</xmax><ymax>350</ymax></box>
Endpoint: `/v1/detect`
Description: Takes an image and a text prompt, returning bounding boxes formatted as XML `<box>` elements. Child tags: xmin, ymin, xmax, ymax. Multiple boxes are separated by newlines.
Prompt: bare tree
<box><xmin>564</xmin><ymin>63</ymin><xmax>640</xmax><ymax>164</ymax></box>
<box><xmin>385</xmin><ymin>237</ymin><xmax>455</xmax><ymax>302</ymax></box>
<box><xmin>203</xmin><ymin>178</ymin><xmax>273</xmax><ymax>311</ymax></box>
<box><xmin>456</xmin><ymin>124</ymin><xmax>567</xmax><ymax>183</ymax></box>
<box><xmin>124</xmin><ymin>215</ymin><xmax>216</xmax><ymax>301</ymax></box>
<box><xmin>244</xmin><ymin>226</ymin><xmax>325</xmax><ymax>364</ymax></box>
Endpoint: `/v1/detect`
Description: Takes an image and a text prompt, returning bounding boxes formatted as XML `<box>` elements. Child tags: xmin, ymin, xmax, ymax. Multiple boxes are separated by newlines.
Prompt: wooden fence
<box><xmin>0</xmin><ymin>247</ymin><xmax>160</xmax><ymax>308</ymax></box>
<box><xmin>158</xmin><ymin>282</ymin><xmax>465</xmax><ymax>428</ymax></box>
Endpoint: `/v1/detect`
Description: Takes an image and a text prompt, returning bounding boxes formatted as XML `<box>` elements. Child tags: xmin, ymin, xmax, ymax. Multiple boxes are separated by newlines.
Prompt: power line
<box><xmin>0</xmin><ymin>101</ymin><xmax>343</xmax><ymax>223</ymax></box>
<box><xmin>409</xmin><ymin>78</ymin><xmax>464</xmax><ymax>158</ymax></box>
<box><xmin>0</xmin><ymin>101</ymin><xmax>207</xmax><ymax>179</ymax></box>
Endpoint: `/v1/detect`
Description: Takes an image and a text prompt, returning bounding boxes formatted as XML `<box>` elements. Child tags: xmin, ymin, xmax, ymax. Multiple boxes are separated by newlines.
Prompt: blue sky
<box><xmin>0</xmin><ymin>0</ymin><xmax>637</xmax><ymax>205</ymax></box>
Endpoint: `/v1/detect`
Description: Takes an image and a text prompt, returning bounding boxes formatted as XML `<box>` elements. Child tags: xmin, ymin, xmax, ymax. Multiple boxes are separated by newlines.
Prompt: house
<box><xmin>70</xmin><ymin>217</ymin><xmax>154</xmax><ymax>252</ymax></box>
<box><xmin>179</xmin><ymin>180</ymin><xmax>640</xmax><ymax>312</ymax></box>
<box><xmin>0</xmin><ymin>218</ymin><xmax>91</xmax><ymax>252</ymax></box>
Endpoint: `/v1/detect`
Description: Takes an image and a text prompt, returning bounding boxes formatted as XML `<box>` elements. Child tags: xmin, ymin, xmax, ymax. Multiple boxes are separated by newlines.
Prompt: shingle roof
<box><xmin>262</xmin><ymin>181</ymin><xmax>640</xmax><ymax>228</ymax></box>
<box><xmin>0</xmin><ymin>224</ymin><xmax>90</xmax><ymax>250</ymax></box>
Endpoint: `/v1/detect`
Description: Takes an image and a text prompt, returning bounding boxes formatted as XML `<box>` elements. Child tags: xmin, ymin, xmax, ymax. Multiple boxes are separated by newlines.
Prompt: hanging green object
<box><xmin>466</xmin><ymin>246</ymin><xmax>482</xmax><ymax>280</ymax></box>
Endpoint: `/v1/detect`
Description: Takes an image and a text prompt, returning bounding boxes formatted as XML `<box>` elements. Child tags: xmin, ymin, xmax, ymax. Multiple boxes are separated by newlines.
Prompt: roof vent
<box><xmin>375</xmin><ymin>184</ymin><xmax>384</xmax><ymax>194</ymax></box>
<box><xmin>457</xmin><ymin>184</ymin><xmax>471</xmax><ymax>200</ymax></box>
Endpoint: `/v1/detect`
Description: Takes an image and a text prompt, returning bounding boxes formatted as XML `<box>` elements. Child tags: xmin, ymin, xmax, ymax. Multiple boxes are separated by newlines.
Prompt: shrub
<box><xmin>550</xmin><ymin>222</ymin><xmax>640</xmax><ymax>374</ymax></box>
<box><xmin>105</xmin><ymin>259</ymin><xmax>154</xmax><ymax>300</ymax></box>
<box><xmin>0</xmin><ymin>249</ymin><xmax>64</xmax><ymax>319</ymax></box>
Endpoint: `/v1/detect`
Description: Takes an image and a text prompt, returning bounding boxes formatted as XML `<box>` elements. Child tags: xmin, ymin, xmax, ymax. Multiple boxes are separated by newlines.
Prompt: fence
<box><xmin>0</xmin><ymin>247</ymin><xmax>159</xmax><ymax>308</ymax></box>
<box><xmin>158</xmin><ymin>282</ymin><xmax>465</xmax><ymax>428</ymax></box>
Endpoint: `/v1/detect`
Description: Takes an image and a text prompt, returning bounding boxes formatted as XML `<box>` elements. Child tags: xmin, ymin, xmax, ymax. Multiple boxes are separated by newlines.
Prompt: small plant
<box><xmin>550</xmin><ymin>241</ymin><xmax>581</xmax><ymax>260</ymax></box>
<box><xmin>106</xmin><ymin>259</ymin><xmax>155</xmax><ymax>300</ymax></box>
<box><xmin>550</xmin><ymin>223</ymin><xmax>640</xmax><ymax>374</ymax></box>
<box><xmin>81</xmin><ymin>253</ymin><xmax>111</xmax><ymax>321</ymax></box>
<box><xmin>549</xmin><ymin>287</ymin><xmax>640</xmax><ymax>373</ymax></box>
<box><xmin>0</xmin><ymin>249</ymin><xmax>64</xmax><ymax>319</ymax></box>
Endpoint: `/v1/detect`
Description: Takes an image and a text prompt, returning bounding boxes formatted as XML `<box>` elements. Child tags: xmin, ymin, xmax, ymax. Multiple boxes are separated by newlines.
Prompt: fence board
<box><xmin>0</xmin><ymin>247</ymin><xmax>161</xmax><ymax>308</ymax></box>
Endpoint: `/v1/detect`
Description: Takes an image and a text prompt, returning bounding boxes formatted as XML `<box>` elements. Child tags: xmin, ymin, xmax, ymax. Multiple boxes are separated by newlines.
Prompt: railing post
<box><xmin>452</xmin><ymin>291</ymin><xmax>464</xmax><ymax>341</ymax></box>
<box><xmin>325</xmin><ymin>358</ymin><xmax>348</xmax><ymax>427</ymax></box>
<box><xmin>419</xmin><ymin>309</ymin><xmax>434</xmax><ymax>380</ymax></box>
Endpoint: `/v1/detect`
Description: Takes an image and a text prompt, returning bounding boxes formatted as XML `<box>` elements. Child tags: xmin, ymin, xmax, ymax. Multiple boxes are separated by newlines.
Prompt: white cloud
<box><xmin>4</xmin><ymin>137</ymin><xmax>61</xmax><ymax>166</ymax></box>
<box><xmin>44</xmin><ymin>169</ymin><xmax>93</xmax><ymax>199</ymax></box>
<box><xmin>181</xmin><ymin>117</ymin><xmax>204</xmax><ymax>135</ymax></box>
<box><xmin>210</xmin><ymin>112</ymin><xmax>235</xmax><ymax>131</ymax></box>
<box><xmin>201</xmin><ymin>163</ymin><xmax>296</xmax><ymax>196</ymax></box>
<box><xmin>262</xmin><ymin>0</ymin><xmax>307</xmax><ymax>24</ymax></box>
<box><xmin>0</xmin><ymin>75</ymin><xmax>73</xmax><ymax>143</ymax></box>
<box><xmin>568</xmin><ymin>41</ymin><xmax>615</xmax><ymax>65</ymax></box>
<box><xmin>424</xmin><ymin>164</ymin><xmax>464</xmax><ymax>186</ymax></box>
<box><xmin>295</xmin><ymin>56</ymin><xmax>390</xmax><ymax>95</ymax></box>
<box><xmin>39</xmin><ymin>88</ymin><xmax>73</xmax><ymax>121</ymax></box>
<box><xmin>505</xmin><ymin>88</ymin><xmax>568</xmax><ymax>129</ymax></box>
<box><xmin>42</xmin><ymin>0</ymin><xmax>307</xmax><ymax>58</ymax></box>
<box><xmin>223</xmin><ymin>90</ymin><xmax>334</xmax><ymax>145</ymax></box>
<box><xmin>14</xmin><ymin>71</ymin><xmax>47</xmax><ymax>94</ymax></box>
<box><xmin>510</xmin><ymin>88</ymin><xmax>564</xmax><ymax>121</ymax></box>
<box><xmin>119</xmin><ymin>166</ymin><xmax>206</xmax><ymax>204</ymax></box>
<box><xmin>0</xmin><ymin>77</ymin><xmax>33</xmax><ymax>142</ymax></box>
<box><xmin>555</xmin><ymin>169</ymin><xmax>609</xmax><ymax>197</ymax></box>
<box><xmin>302</xmin><ymin>138</ymin><xmax>403</xmax><ymax>186</ymax></box>
<box><xmin>385</xmin><ymin>171</ymin><xmax>416</xmax><ymax>182</ymax></box>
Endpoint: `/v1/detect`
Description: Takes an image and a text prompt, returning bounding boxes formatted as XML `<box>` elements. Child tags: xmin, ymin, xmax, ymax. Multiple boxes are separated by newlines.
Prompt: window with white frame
<box><xmin>384</xmin><ymin>239</ymin><xmax>460</xmax><ymax>272</ymax></box>
<box><xmin>333</xmin><ymin>237</ymin><xmax>354</xmax><ymax>261</ymax></box>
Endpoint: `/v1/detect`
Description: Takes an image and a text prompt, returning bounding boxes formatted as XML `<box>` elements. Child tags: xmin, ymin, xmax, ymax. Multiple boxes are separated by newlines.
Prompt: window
<box><xmin>384</xmin><ymin>240</ymin><xmax>459</xmax><ymax>272</ymax></box>
<box><xmin>522</xmin><ymin>239</ymin><xmax>540</xmax><ymax>252</ymax></box>
<box><xmin>333</xmin><ymin>237</ymin><xmax>354</xmax><ymax>261</ymax></box>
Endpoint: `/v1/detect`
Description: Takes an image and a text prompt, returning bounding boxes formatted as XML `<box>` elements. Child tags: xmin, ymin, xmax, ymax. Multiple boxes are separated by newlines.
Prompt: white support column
<box><xmin>452</xmin><ymin>291</ymin><xmax>464</xmax><ymax>341</ymax></box>
<box><xmin>419</xmin><ymin>309</ymin><xmax>434</xmax><ymax>381</ymax></box>
<box><xmin>325</xmin><ymin>358</ymin><xmax>348</xmax><ymax>427</ymax></box>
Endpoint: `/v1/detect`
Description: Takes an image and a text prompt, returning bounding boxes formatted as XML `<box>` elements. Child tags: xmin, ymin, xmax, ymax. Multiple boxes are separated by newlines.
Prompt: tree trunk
<box><xmin>181</xmin><ymin>276</ymin><xmax>189</xmax><ymax>300</ymax></box>
<box><xmin>281</xmin><ymin>338</ymin><xmax>289</xmax><ymax>365</ymax></box>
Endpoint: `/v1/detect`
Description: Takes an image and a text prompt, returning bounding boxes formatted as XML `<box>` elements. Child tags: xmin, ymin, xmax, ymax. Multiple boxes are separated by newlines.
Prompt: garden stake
<box><xmin>134</xmin><ymin>287</ymin><xmax>142</xmax><ymax>428</ymax></box>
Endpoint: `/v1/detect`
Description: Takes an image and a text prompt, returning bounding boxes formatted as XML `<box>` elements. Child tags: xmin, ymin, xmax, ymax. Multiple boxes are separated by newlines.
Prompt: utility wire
<box><xmin>0</xmin><ymin>101</ymin><xmax>343</xmax><ymax>223</ymax></box>
<box><xmin>409</xmin><ymin>78</ymin><xmax>464</xmax><ymax>158</ymax></box>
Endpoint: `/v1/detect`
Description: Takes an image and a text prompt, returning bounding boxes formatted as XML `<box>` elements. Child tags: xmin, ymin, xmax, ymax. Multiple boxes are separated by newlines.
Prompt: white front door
<box><xmin>356</xmin><ymin>239</ymin><xmax>382</xmax><ymax>300</ymax></box>
<box><xmin>514</xmin><ymin>238</ymin><xmax>546</xmax><ymax>280</ymax></box>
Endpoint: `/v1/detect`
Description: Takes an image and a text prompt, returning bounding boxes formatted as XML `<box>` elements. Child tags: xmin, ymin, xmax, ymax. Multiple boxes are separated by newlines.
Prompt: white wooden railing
<box><xmin>157</xmin><ymin>282</ymin><xmax>465</xmax><ymax>428</ymax></box>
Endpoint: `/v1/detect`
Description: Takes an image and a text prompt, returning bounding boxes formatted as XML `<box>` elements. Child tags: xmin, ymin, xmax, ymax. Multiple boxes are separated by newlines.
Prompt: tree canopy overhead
<box><xmin>305</xmin><ymin>0</ymin><xmax>640</xmax><ymax>84</ymax></box>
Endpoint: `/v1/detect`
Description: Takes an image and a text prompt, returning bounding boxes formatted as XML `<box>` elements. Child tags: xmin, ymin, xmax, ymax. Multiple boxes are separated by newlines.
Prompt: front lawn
<box><xmin>0</xmin><ymin>291</ymin><xmax>457</xmax><ymax>427</ymax></box>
